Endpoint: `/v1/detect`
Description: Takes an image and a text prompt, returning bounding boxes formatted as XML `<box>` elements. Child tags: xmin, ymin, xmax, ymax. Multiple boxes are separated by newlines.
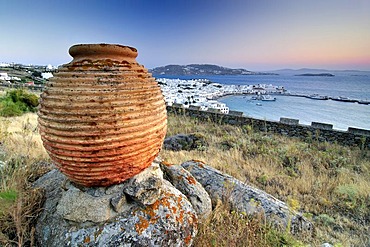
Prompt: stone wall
<box><xmin>167</xmin><ymin>105</ymin><xmax>370</xmax><ymax>149</ymax></box>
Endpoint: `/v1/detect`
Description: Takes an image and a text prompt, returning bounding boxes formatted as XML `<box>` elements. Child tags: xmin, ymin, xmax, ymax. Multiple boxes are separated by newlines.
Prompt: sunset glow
<box><xmin>0</xmin><ymin>0</ymin><xmax>369</xmax><ymax>71</ymax></box>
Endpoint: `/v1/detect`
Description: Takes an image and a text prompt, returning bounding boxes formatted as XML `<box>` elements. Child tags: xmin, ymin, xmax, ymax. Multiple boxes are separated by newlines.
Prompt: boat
<box><xmin>331</xmin><ymin>96</ymin><xmax>357</xmax><ymax>103</ymax></box>
<box><xmin>358</xmin><ymin>99</ymin><xmax>370</xmax><ymax>105</ymax></box>
<box><xmin>251</xmin><ymin>94</ymin><xmax>276</xmax><ymax>101</ymax></box>
<box><xmin>256</xmin><ymin>103</ymin><xmax>262</xmax><ymax>106</ymax></box>
<box><xmin>307</xmin><ymin>94</ymin><xmax>329</xmax><ymax>100</ymax></box>
<box><xmin>262</xmin><ymin>95</ymin><xmax>277</xmax><ymax>101</ymax></box>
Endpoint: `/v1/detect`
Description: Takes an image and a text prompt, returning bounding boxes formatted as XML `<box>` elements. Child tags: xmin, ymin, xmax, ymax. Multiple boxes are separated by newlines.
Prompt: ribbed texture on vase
<box><xmin>38</xmin><ymin>44</ymin><xmax>167</xmax><ymax>187</ymax></box>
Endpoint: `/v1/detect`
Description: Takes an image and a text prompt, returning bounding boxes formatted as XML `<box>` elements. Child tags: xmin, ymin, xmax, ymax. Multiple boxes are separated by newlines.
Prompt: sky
<box><xmin>1</xmin><ymin>0</ymin><xmax>370</xmax><ymax>71</ymax></box>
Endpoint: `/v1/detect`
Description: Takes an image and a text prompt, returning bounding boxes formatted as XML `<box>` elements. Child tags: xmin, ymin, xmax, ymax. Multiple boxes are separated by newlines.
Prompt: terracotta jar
<box><xmin>38</xmin><ymin>44</ymin><xmax>167</xmax><ymax>187</ymax></box>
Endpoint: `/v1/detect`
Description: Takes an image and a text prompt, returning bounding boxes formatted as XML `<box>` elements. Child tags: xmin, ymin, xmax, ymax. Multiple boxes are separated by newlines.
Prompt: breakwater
<box><xmin>167</xmin><ymin>105</ymin><xmax>370</xmax><ymax>148</ymax></box>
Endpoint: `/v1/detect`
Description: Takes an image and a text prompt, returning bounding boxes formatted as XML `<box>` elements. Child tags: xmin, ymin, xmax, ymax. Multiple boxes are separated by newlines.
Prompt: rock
<box><xmin>32</xmin><ymin>168</ymin><xmax>67</xmax><ymax>215</ymax></box>
<box><xmin>121</xmin><ymin>162</ymin><xmax>163</xmax><ymax>206</ymax></box>
<box><xmin>163</xmin><ymin>133</ymin><xmax>207</xmax><ymax>151</ymax></box>
<box><xmin>110</xmin><ymin>193</ymin><xmax>127</xmax><ymax>213</ymax></box>
<box><xmin>181</xmin><ymin>160</ymin><xmax>314</xmax><ymax>237</ymax></box>
<box><xmin>161</xmin><ymin>162</ymin><xmax>212</xmax><ymax>221</ymax></box>
<box><xmin>53</xmin><ymin>162</ymin><xmax>164</xmax><ymax>223</ymax></box>
<box><xmin>56</xmin><ymin>182</ymin><xmax>122</xmax><ymax>223</ymax></box>
<box><xmin>321</xmin><ymin>243</ymin><xmax>333</xmax><ymax>247</ymax></box>
<box><xmin>33</xmin><ymin>168</ymin><xmax>198</xmax><ymax>247</ymax></box>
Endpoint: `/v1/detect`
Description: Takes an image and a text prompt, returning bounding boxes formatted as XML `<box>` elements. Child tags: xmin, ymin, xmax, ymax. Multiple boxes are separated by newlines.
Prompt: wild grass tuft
<box><xmin>194</xmin><ymin>202</ymin><xmax>303</xmax><ymax>247</ymax></box>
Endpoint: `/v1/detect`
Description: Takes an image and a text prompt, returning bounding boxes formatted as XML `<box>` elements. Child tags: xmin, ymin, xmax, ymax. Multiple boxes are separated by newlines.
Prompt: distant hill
<box><xmin>149</xmin><ymin>64</ymin><xmax>276</xmax><ymax>76</ymax></box>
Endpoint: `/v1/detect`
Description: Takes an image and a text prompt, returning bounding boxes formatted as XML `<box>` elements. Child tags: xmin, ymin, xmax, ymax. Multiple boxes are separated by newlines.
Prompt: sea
<box><xmin>155</xmin><ymin>73</ymin><xmax>370</xmax><ymax>131</ymax></box>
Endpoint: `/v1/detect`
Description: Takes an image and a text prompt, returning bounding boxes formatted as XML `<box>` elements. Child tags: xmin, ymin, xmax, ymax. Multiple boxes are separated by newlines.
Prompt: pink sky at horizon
<box><xmin>0</xmin><ymin>0</ymin><xmax>369</xmax><ymax>71</ymax></box>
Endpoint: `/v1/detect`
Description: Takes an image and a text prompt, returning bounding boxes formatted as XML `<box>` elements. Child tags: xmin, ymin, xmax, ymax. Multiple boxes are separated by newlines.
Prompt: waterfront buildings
<box><xmin>156</xmin><ymin>78</ymin><xmax>285</xmax><ymax>114</ymax></box>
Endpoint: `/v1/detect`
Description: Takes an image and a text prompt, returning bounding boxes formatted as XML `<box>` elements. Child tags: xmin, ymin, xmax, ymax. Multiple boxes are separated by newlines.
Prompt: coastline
<box><xmin>214</xmin><ymin>91</ymin><xmax>369</xmax><ymax>104</ymax></box>
<box><xmin>156</xmin><ymin>77</ymin><xmax>370</xmax><ymax>131</ymax></box>
<box><xmin>157</xmin><ymin>77</ymin><xmax>370</xmax><ymax>107</ymax></box>
<box><xmin>219</xmin><ymin>94</ymin><xmax>370</xmax><ymax>131</ymax></box>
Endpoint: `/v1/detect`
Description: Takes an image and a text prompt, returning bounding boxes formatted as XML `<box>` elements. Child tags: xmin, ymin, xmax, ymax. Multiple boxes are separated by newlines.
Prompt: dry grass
<box><xmin>0</xmin><ymin>164</ymin><xmax>44</xmax><ymax>246</ymax></box>
<box><xmin>0</xmin><ymin>113</ymin><xmax>50</xmax><ymax>246</ymax></box>
<box><xmin>194</xmin><ymin>202</ymin><xmax>301</xmax><ymax>247</ymax></box>
<box><xmin>160</xmin><ymin>113</ymin><xmax>370</xmax><ymax>247</ymax></box>
<box><xmin>0</xmin><ymin>113</ymin><xmax>49</xmax><ymax>163</ymax></box>
<box><xmin>0</xmin><ymin>111</ymin><xmax>369</xmax><ymax>246</ymax></box>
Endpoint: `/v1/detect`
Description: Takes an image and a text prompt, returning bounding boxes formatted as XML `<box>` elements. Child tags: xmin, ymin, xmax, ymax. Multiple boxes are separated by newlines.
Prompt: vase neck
<box><xmin>68</xmin><ymin>44</ymin><xmax>138</xmax><ymax>63</ymax></box>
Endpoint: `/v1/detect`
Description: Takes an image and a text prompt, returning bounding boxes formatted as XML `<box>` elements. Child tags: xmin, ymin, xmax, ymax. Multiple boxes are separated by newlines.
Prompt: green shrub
<box><xmin>0</xmin><ymin>190</ymin><xmax>18</xmax><ymax>201</ymax></box>
<box><xmin>265</xmin><ymin>227</ymin><xmax>303</xmax><ymax>247</ymax></box>
<box><xmin>257</xmin><ymin>174</ymin><xmax>269</xmax><ymax>185</ymax></box>
<box><xmin>316</xmin><ymin>214</ymin><xmax>335</xmax><ymax>226</ymax></box>
<box><xmin>0</xmin><ymin>89</ymin><xmax>39</xmax><ymax>117</ymax></box>
<box><xmin>336</xmin><ymin>184</ymin><xmax>359</xmax><ymax>202</ymax></box>
<box><xmin>0</xmin><ymin>100</ymin><xmax>24</xmax><ymax>117</ymax></box>
<box><xmin>334</xmin><ymin>184</ymin><xmax>368</xmax><ymax>212</ymax></box>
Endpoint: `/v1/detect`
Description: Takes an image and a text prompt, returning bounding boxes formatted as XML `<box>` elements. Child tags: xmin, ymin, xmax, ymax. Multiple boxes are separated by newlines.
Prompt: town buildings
<box><xmin>156</xmin><ymin>78</ymin><xmax>285</xmax><ymax>114</ymax></box>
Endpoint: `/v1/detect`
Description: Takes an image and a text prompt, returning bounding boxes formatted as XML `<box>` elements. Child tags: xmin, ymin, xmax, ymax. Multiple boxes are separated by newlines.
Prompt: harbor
<box><xmin>157</xmin><ymin>77</ymin><xmax>287</xmax><ymax>114</ymax></box>
<box><xmin>157</xmin><ymin>77</ymin><xmax>370</xmax><ymax>131</ymax></box>
<box><xmin>157</xmin><ymin>77</ymin><xmax>370</xmax><ymax>114</ymax></box>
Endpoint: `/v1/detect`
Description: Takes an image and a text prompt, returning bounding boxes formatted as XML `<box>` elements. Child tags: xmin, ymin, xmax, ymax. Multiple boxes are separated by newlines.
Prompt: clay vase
<box><xmin>38</xmin><ymin>44</ymin><xmax>167</xmax><ymax>187</ymax></box>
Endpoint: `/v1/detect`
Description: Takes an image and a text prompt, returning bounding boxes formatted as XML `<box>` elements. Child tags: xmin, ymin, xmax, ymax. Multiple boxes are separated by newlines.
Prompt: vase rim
<box><xmin>69</xmin><ymin>43</ymin><xmax>138</xmax><ymax>61</ymax></box>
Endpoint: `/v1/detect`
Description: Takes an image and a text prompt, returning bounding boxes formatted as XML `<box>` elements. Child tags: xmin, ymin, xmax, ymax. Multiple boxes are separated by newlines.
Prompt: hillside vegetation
<box><xmin>0</xmin><ymin>102</ymin><xmax>368</xmax><ymax>246</ymax></box>
<box><xmin>0</xmin><ymin>89</ymin><xmax>39</xmax><ymax>117</ymax></box>
<box><xmin>160</xmin><ymin>113</ymin><xmax>369</xmax><ymax>246</ymax></box>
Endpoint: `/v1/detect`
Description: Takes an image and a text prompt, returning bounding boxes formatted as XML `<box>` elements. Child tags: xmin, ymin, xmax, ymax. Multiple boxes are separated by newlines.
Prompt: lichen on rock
<box><xmin>33</xmin><ymin>163</ymin><xmax>198</xmax><ymax>247</ymax></box>
<box><xmin>161</xmin><ymin>162</ymin><xmax>212</xmax><ymax>221</ymax></box>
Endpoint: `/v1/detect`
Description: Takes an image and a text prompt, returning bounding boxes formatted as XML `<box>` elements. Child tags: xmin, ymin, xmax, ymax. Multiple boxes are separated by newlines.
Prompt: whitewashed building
<box><xmin>0</xmin><ymin>73</ymin><xmax>11</xmax><ymax>81</ymax></box>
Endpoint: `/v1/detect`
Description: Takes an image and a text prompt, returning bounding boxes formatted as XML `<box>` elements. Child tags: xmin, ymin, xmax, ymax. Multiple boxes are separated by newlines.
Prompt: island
<box><xmin>149</xmin><ymin>64</ymin><xmax>278</xmax><ymax>76</ymax></box>
<box><xmin>295</xmin><ymin>73</ymin><xmax>334</xmax><ymax>77</ymax></box>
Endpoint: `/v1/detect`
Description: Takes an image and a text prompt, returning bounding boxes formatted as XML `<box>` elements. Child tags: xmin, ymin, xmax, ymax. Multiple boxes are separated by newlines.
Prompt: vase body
<box><xmin>38</xmin><ymin>44</ymin><xmax>167</xmax><ymax>187</ymax></box>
